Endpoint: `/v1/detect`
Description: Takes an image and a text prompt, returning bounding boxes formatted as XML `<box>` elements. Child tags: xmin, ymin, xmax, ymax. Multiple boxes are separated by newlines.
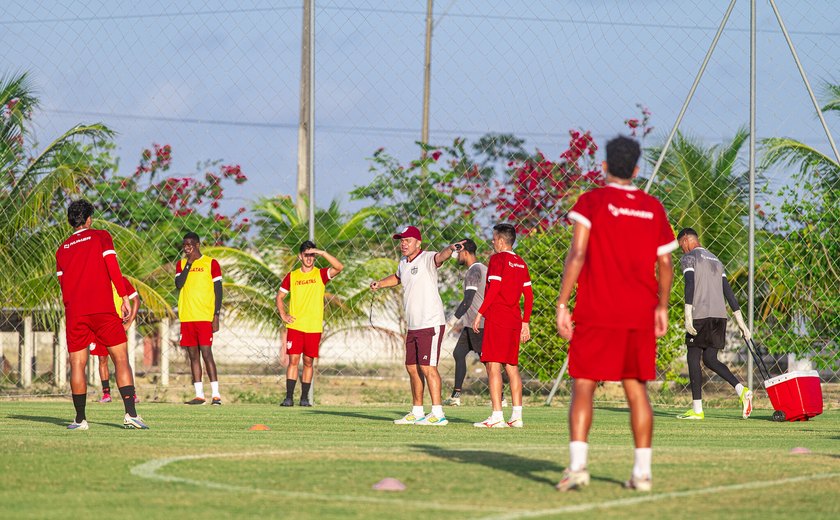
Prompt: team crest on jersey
<box><xmin>411</xmin><ymin>266</ymin><xmax>418</xmax><ymax>275</ymax></box>
<box><xmin>286</xmin><ymin>340</ymin><xmax>293</xmax><ymax>350</ymax></box>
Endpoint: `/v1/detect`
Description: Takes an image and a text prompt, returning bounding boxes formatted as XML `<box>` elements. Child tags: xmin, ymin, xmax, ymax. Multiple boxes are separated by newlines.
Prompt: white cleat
<box><xmin>394</xmin><ymin>412</ymin><xmax>422</xmax><ymax>425</ymax></box>
<box><xmin>473</xmin><ymin>416</ymin><xmax>509</xmax><ymax>428</ymax></box>
<box><xmin>507</xmin><ymin>418</ymin><xmax>524</xmax><ymax>428</ymax></box>
<box><xmin>67</xmin><ymin>420</ymin><xmax>89</xmax><ymax>430</ymax></box>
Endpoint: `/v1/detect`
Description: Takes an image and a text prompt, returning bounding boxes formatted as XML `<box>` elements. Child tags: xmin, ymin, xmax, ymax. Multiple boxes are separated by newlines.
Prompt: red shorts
<box><xmin>405</xmin><ymin>326</ymin><xmax>444</xmax><ymax>366</ymax></box>
<box><xmin>480</xmin><ymin>321</ymin><xmax>521</xmax><ymax>365</ymax></box>
<box><xmin>285</xmin><ymin>329</ymin><xmax>322</xmax><ymax>358</ymax></box>
<box><xmin>180</xmin><ymin>321</ymin><xmax>213</xmax><ymax>347</ymax></box>
<box><xmin>569</xmin><ymin>324</ymin><xmax>656</xmax><ymax>381</ymax></box>
<box><xmin>66</xmin><ymin>313</ymin><xmax>127</xmax><ymax>353</ymax></box>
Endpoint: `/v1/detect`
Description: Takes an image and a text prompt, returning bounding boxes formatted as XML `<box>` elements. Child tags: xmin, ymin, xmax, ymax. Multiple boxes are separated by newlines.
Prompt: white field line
<box><xmin>130</xmin><ymin>450</ymin><xmax>512</xmax><ymax>513</ymax></box>
<box><xmin>481</xmin><ymin>472</ymin><xmax>840</xmax><ymax>520</ymax></box>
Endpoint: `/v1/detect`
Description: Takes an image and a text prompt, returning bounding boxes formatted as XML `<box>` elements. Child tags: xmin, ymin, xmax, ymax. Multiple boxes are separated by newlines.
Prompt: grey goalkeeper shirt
<box><xmin>462</xmin><ymin>262</ymin><xmax>487</xmax><ymax>328</ymax></box>
<box><xmin>680</xmin><ymin>247</ymin><xmax>728</xmax><ymax>319</ymax></box>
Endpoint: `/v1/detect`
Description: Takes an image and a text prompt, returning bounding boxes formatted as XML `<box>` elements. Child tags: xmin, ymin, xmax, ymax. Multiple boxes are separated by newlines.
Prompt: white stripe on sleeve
<box><xmin>56</xmin><ymin>271</ymin><xmax>63</xmax><ymax>277</ymax></box>
<box><xmin>682</xmin><ymin>267</ymin><xmax>695</xmax><ymax>274</ymax></box>
<box><xmin>488</xmin><ymin>275</ymin><xmax>502</xmax><ymax>282</ymax></box>
<box><xmin>212</xmin><ymin>276</ymin><xmax>223</xmax><ymax>282</ymax></box>
<box><xmin>567</xmin><ymin>211</ymin><xmax>591</xmax><ymax>229</ymax></box>
<box><xmin>278</xmin><ymin>287</ymin><xmax>289</xmax><ymax>294</ymax></box>
<box><xmin>102</xmin><ymin>249</ymin><xmax>116</xmax><ymax>257</ymax></box>
<box><xmin>523</xmin><ymin>281</ymin><xmax>532</xmax><ymax>287</ymax></box>
<box><xmin>465</xmin><ymin>285</ymin><xmax>478</xmax><ymax>291</ymax></box>
<box><xmin>657</xmin><ymin>239</ymin><xmax>679</xmax><ymax>256</ymax></box>
<box><xmin>128</xmin><ymin>291</ymin><xmax>139</xmax><ymax>299</ymax></box>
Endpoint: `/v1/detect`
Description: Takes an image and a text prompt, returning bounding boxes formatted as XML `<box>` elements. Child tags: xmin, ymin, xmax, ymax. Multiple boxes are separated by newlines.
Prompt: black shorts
<box><xmin>686</xmin><ymin>318</ymin><xmax>727</xmax><ymax>350</ymax></box>
<box><xmin>455</xmin><ymin>328</ymin><xmax>483</xmax><ymax>356</ymax></box>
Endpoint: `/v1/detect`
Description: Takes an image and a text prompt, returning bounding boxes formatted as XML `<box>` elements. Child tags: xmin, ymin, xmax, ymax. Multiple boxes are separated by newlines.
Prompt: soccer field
<box><xmin>1</xmin><ymin>402</ymin><xmax>838</xmax><ymax>519</ymax></box>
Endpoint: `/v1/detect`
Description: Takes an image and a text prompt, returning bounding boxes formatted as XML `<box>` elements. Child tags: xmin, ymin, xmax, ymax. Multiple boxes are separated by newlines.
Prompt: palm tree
<box><xmin>758</xmin><ymin>82</ymin><xmax>840</xmax><ymax>364</ymax></box>
<box><xmin>644</xmin><ymin>129</ymin><xmax>750</xmax><ymax>272</ymax></box>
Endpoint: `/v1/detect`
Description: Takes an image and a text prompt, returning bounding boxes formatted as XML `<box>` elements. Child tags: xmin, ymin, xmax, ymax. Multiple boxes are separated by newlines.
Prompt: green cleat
<box><xmin>676</xmin><ymin>409</ymin><xmax>705</xmax><ymax>420</ymax></box>
<box><xmin>739</xmin><ymin>388</ymin><xmax>753</xmax><ymax>419</ymax></box>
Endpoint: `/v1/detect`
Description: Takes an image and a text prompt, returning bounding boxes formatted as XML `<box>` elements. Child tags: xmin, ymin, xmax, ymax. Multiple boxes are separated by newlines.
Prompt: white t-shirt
<box><xmin>396</xmin><ymin>250</ymin><xmax>446</xmax><ymax>330</ymax></box>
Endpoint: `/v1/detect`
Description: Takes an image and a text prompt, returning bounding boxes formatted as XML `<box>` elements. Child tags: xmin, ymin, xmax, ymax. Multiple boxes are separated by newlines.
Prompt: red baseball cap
<box><xmin>392</xmin><ymin>225</ymin><xmax>421</xmax><ymax>241</ymax></box>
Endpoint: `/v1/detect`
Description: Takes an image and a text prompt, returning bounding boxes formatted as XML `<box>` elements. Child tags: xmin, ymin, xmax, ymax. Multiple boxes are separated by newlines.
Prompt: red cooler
<box><xmin>763</xmin><ymin>370</ymin><xmax>823</xmax><ymax>422</ymax></box>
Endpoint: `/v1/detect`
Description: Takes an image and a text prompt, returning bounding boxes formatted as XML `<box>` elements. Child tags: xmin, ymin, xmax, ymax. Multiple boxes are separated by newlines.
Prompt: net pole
<box><xmin>644</xmin><ymin>0</ymin><xmax>738</xmax><ymax>192</ymax></box>
<box><xmin>747</xmin><ymin>0</ymin><xmax>756</xmax><ymax>390</ymax></box>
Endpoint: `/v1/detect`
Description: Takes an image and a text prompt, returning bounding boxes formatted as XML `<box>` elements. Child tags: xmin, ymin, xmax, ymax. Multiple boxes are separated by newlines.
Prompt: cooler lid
<box><xmin>763</xmin><ymin>370</ymin><xmax>820</xmax><ymax>389</ymax></box>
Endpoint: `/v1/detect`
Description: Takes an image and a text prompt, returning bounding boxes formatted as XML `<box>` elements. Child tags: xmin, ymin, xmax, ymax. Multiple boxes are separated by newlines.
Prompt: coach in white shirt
<box><xmin>370</xmin><ymin>225</ymin><xmax>463</xmax><ymax>426</ymax></box>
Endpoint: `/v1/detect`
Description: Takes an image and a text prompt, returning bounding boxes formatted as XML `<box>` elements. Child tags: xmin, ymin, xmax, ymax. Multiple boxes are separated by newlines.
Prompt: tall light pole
<box><xmin>297</xmin><ymin>0</ymin><xmax>315</xmax><ymax>240</ymax></box>
<box><xmin>421</xmin><ymin>0</ymin><xmax>434</xmax><ymax>146</ymax></box>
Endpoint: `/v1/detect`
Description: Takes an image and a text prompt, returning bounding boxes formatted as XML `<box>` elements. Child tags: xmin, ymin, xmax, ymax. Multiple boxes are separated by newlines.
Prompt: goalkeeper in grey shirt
<box><xmin>444</xmin><ymin>239</ymin><xmax>490</xmax><ymax>406</ymax></box>
<box><xmin>677</xmin><ymin>228</ymin><xmax>753</xmax><ymax>420</ymax></box>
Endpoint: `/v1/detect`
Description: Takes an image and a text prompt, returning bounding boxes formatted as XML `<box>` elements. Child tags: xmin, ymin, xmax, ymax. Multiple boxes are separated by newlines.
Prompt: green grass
<box><xmin>1</xmin><ymin>401</ymin><xmax>838</xmax><ymax>519</ymax></box>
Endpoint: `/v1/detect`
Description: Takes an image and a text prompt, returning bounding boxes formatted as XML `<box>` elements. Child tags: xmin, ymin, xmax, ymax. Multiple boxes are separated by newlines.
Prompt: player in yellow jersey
<box><xmin>94</xmin><ymin>276</ymin><xmax>140</xmax><ymax>403</ymax></box>
<box><xmin>276</xmin><ymin>240</ymin><xmax>343</xmax><ymax>406</ymax></box>
<box><xmin>175</xmin><ymin>232</ymin><xmax>224</xmax><ymax>405</ymax></box>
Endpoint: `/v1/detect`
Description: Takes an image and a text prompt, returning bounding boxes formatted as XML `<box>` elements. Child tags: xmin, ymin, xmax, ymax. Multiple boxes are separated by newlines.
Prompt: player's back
<box><xmin>485</xmin><ymin>251</ymin><xmax>530</xmax><ymax>328</ymax></box>
<box><xmin>56</xmin><ymin>228</ymin><xmax>119</xmax><ymax>316</ymax></box>
<box><xmin>682</xmin><ymin>247</ymin><xmax>727</xmax><ymax>319</ymax></box>
<box><xmin>568</xmin><ymin>184</ymin><xmax>676</xmax><ymax>328</ymax></box>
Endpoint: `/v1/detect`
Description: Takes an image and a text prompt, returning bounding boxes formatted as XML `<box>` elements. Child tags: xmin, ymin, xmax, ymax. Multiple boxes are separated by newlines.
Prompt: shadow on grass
<box><xmin>8</xmin><ymin>414</ymin><xmax>124</xmax><ymax>429</ymax></box>
<box><xmin>410</xmin><ymin>443</ymin><xmax>622</xmax><ymax>487</ymax></box>
<box><xmin>305</xmin><ymin>409</ymin><xmax>396</xmax><ymax>422</ymax></box>
<box><xmin>600</xmin><ymin>406</ymin><xmax>677</xmax><ymax>419</ymax></box>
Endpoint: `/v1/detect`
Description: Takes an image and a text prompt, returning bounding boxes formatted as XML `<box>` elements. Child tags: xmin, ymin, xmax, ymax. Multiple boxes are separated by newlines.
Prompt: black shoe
<box><xmin>299</xmin><ymin>399</ymin><xmax>312</xmax><ymax>407</ymax></box>
<box><xmin>280</xmin><ymin>397</ymin><xmax>294</xmax><ymax>407</ymax></box>
<box><xmin>185</xmin><ymin>397</ymin><xmax>207</xmax><ymax>405</ymax></box>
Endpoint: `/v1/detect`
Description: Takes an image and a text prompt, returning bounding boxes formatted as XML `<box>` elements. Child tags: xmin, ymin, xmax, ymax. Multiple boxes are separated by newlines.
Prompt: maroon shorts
<box><xmin>480</xmin><ymin>321</ymin><xmax>521</xmax><ymax>365</ymax></box>
<box><xmin>180</xmin><ymin>321</ymin><xmax>213</xmax><ymax>347</ymax></box>
<box><xmin>66</xmin><ymin>313</ymin><xmax>127</xmax><ymax>353</ymax></box>
<box><xmin>286</xmin><ymin>329</ymin><xmax>322</xmax><ymax>358</ymax></box>
<box><xmin>569</xmin><ymin>324</ymin><xmax>656</xmax><ymax>381</ymax></box>
<box><xmin>405</xmin><ymin>326</ymin><xmax>444</xmax><ymax>366</ymax></box>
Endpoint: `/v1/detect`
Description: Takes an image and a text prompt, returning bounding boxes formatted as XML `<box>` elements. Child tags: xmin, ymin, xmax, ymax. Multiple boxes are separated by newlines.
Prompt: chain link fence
<box><xmin>1</xmin><ymin>1</ymin><xmax>838</xmax><ymax>405</ymax></box>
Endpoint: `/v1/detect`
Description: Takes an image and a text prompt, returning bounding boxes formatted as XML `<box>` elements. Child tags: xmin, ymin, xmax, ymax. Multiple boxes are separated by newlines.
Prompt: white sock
<box><xmin>412</xmin><ymin>405</ymin><xmax>425</xmax><ymax>417</ymax></box>
<box><xmin>491</xmin><ymin>410</ymin><xmax>504</xmax><ymax>421</ymax></box>
<box><xmin>511</xmin><ymin>405</ymin><xmax>523</xmax><ymax>420</ymax></box>
<box><xmin>692</xmin><ymin>399</ymin><xmax>703</xmax><ymax>414</ymax></box>
<box><xmin>569</xmin><ymin>441</ymin><xmax>588</xmax><ymax>471</ymax></box>
<box><xmin>633</xmin><ymin>448</ymin><xmax>652</xmax><ymax>478</ymax></box>
<box><xmin>735</xmin><ymin>383</ymin><xmax>745</xmax><ymax>396</ymax></box>
<box><xmin>194</xmin><ymin>382</ymin><xmax>205</xmax><ymax>399</ymax></box>
<box><xmin>431</xmin><ymin>405</ymin><xmax>444</xmax><ymax>417</ymax></box>
<box><xmin>210</xmin><ymin>381</ymin><xmax>220</xmax><ymax>398</ymax></box>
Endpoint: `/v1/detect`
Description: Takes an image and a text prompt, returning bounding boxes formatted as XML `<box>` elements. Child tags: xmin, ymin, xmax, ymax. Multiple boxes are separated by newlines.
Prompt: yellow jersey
<box><xmin>279</xmin><ymin>267</ymin><xmax>331</xmax><ymax>333</ymax></box>
<box><xmin>177</xmin><ymin>255</ymin><xmax>222</xmax><ymax>323</ymax></box>
<box><xmin>112</xmin><ymin>276</ymin><xmax>138</xmax><ymax>315</ymax></box>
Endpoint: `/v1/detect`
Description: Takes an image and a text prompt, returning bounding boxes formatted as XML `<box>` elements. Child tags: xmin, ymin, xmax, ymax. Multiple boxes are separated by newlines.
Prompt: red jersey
<box><xmin>478</xmin><ymin>250</ymin><xmax>533</xmax><ymax>329</ymax></box>
<box><xmin>56</xmin><ymin>228</ymin><xmax>128</xmax><ymax>316</ymax></box>
<box><xmin>567</xmin><ymin>183</ymin><xmax>677</xmax><ymax>329</ymax></box>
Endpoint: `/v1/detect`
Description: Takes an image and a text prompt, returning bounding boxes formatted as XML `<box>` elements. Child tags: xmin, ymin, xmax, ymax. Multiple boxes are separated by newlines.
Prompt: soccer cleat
<box><xmin>623</xmin><ymin>474</ymin><xmax>653</xmax><ymax>492</ymax></box>
<box><xmin>123</xmin><ymin>414</ymin><xmax>149</xmax><ymax>429</ymax></box>
<box><xmin>555</xmin><ymin>468</ymin><xmax>590</xmax><ymax>491</ymax></box>
<box><xmin>393</xmin><ymin>413</ymin><xmax>421</xmax><ymax>425</ymax></box>
<box><xmin>133</xmin><ymin>395</ymin><xmax>140</xmax><ymax>404</ymax></box>
<box><xmin>67</xmin><ymin>420</ymin><xmax>89</xmax><ymax>430</ymax></box>
<box><xmin>415</xmin><ymin>413</ymin><xmax>448</xmax><ymax>426</ymax></box>
<box><xmin>740</xmin><ymin>388</ymin><xmax>753</xmax><ymax>419</ymax></box>
<box><xmin>280</xmin><ymin>397</ymin><xmax>294</xmax><ymax>407</ymax></box>
<box><xmin>299</xmin><ymin>398</ymin><xmax>312</xmax><ymax>407</ymax></box>
<box><xmin>212</xmin><ymin>397</ymin><xmax>222</xmax><ymax>406</ymax></box>
<box><xmin>443</xmin><ymin>396</ymin><xmax>461</xmax><ymax>406</ymax></box>
<box><xmin>99</xmin><ymin>393</ymin><xmax>112</xmax><ymax>403</ymax></box>
<box><xmin>676</xmin><ymin>409</ymin><xmax>704</xmax><ymax>420</ymax></box>
<box><xmin>185</xmin><ymin>397</ymin><xmax>206</xmax><ymax>405</ymax></box>
<box><xmin>507</xmin><ymin>418</ymin><xmax>524</xmax><ymax>428</ymax></box>
<box><xmin>473</xmin><ymin>416</ymin><xmax>508</xmax><ymax>428</ymax></box>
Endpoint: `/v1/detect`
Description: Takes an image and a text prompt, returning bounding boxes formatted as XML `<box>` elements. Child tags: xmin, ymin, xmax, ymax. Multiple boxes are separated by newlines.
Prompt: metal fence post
<box><xmin>57</xmin><ymin>321</ymin><xmax>67</xmax><ymax>388</ymax></box>
<box><xmin>20</xmin><ymin>315</ymin><xmax>33</xmax><ymax>388</ymax></box>
<box><xmin>160</xmin><ymin>318</ymin><xmax>170</xmax><ymax>386</ymax></box>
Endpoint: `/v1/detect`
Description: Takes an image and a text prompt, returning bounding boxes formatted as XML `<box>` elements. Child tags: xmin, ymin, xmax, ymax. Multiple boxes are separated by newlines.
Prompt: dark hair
<box><xmin>299</xmin><ymin>240</ymin><xmax>317</xmax><ymax>254</ymax></box>
<box><xmin>183</xmin><ymin>231</ymin><xmax>201</xmax><ymax>243</ymax></box>
<box><xmin>67</xmin><ymin>199</ymin><xmax>94</xmax><ymax>228</ymax></box>
<box><xmin>493</xmin><ymin>223</ymin><xmax>516</xmax><ymax>246</ymax></box>
<box><xmin>461</xmin><ymin>238</ymin><xmax>477</xmax><ymax>254</ymax></box>
<box><xmin>605</xmin><ymin>135</ymin><xmax>641</xmax><ymax>179</ymax></box>
<box><xmin>677</xmin><ymin>228</ymin><xmax>698</xmax><ymax>241</ymax></box>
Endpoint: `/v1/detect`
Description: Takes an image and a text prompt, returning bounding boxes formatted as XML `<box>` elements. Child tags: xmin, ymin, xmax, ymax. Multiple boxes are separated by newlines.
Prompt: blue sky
<box><xmin>2</xmin><ymin>0</ymin><xmax>838</xmax><ymax>214</ymax></box>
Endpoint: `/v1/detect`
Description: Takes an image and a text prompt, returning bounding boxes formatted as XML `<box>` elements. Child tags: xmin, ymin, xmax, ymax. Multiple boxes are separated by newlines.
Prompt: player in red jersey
<box><xmin>471</xmin><ymin>223</ymin><xmax>533</xmax><ymax>429</ymax></box>
<box><xmin>55</xmin><ymin>200</ymin><xmax>148</xmax><ymax>430</ymax></box>
<box><xmin>554</xmin><ymin>136</ymin><xmax>675</xmax><ymax>491</ymax></box>
<box><xmin>94</xmin><ymin>275</ymin><xmax>140</xmax><ymax>403</ymax></box>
